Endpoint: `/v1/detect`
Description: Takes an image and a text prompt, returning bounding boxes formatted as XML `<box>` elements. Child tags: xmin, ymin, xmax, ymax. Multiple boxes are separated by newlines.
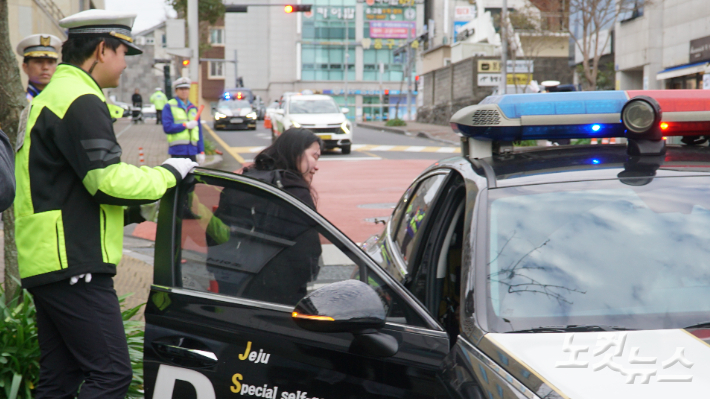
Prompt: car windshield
<box><xmin>289</xmin><ymin>99</ymin><xmax>340</xmax><ymax>114</ymax></box>
<box><xmin>483</xmin><ymin>176</ymin><xmax>710</xmax><ymax>332</ymax></box>
<box><xmin>218</xmin><ymin>100</ymin><xmax>251</xmax><ymax>110</ymax></box>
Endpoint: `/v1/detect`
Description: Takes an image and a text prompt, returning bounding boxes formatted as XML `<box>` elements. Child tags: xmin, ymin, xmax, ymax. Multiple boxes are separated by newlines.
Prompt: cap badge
<box><xmin>40</xmin><ymin>36</ymin><xmax>51</xmax><ymax>46</ymax></box>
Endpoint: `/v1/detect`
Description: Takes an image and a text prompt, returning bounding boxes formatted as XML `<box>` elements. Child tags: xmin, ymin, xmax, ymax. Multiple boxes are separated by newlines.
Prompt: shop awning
<box><xmin>656</xmin><ymin>61</ymin><xmax>709</xmax><ymax>81</ymax></box>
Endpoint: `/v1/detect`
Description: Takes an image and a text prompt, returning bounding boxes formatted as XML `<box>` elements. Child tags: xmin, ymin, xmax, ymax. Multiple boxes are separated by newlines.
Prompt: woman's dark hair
<box><xmin>62</xmin><ymin>37</ymin><xmax>122</xmax><ymax>66</ymax></box>
<box><xmin>253</xmin><ymin>128</ymin><xmax>323</xmax><ymax>181</ymax></box>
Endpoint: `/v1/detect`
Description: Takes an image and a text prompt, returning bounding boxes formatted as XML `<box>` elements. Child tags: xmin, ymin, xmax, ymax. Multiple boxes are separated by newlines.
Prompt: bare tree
<box><xmin>567</xmin><ymin>0</ymin><xmax>639</xmax><ymax>90</ymax></box>
<box><xmin>0</xmin><ymin>0</ymin><xmax>28</xmax><ymax>302</ymax></box>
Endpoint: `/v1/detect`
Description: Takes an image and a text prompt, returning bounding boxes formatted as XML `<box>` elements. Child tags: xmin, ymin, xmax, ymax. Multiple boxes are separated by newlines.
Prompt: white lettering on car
<box><xmin>154</xmin><ymin>364</ymin><xmax>216</xmax><ymax>399</ymax></box>
<box><xmin>239</xmin><ymin>341</ymin><xmax>271</xmax><ymax>364</ymax></box>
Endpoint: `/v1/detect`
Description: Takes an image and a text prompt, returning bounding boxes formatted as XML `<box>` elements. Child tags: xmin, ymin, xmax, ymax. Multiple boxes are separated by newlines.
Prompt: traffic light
<box><xmin>383</xmin><ymin>89</ymin><xmax>389</xmax><ymax>105</ymax></box>
<box><xmin>414</xmin><ymin>75</ymin><xmax>419</xmax><ymax>93</ymax></box>
<box><xmin>284</xmin><ymin>4</ymin><xmax>312</xmax><ymax>13</ymax></box>
<box><xmin>182</xmin><ymin>59</ymin><xmax>190</xmax><ymax>67</ymax></box>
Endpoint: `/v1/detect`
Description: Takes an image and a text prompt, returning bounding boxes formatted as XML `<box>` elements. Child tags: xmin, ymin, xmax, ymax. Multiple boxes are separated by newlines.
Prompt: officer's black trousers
<box><xmin>29</xmin><ymin>274</ymin><xmax>132</xmax><ymax>399</ymax></box>
<box><xmin>156</xmin><ymin>108</ymin><xmax>162</xmax><ymax>124</ymax></box>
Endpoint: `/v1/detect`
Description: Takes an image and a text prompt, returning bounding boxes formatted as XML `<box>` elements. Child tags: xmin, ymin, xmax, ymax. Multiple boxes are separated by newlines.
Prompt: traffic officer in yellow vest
<box><xmin>162</xmin><ymin>77</ymin><xmax>205</xmax><ymax>164</ymax></box>
<box><xmin>16</xmin><ymin>34</ymin><xmax>62</xmax><ymax>101</ymax></box>
<box><xmin>149</xmin><ymin>86</ymin><xmax>168</xmax><ymax>124</ymax></box>
<box><xmin>14</xmin><ymin>9</ymin><xmax>198</xmax><ymax>398</ymax></box>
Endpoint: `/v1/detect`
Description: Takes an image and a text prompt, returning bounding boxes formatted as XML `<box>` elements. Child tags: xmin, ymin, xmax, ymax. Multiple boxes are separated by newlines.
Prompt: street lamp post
<box><xmin>188</xmin><ymin>0</ymin><xmax>199</xmax><ymax>102</ymax></box>
<box><xmin>344</xmin><ymin>19</ymin><xmax>349</xmax><ymax>116</ymax></box>
<box><xmin>500</xmin><ymin>0</ymin><xmax>507</xmax><ymax>95</ymax></box>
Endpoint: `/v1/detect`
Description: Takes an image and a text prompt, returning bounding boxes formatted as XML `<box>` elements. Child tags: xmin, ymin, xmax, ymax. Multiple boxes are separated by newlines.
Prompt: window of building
<box><xmin>301</xmin><ymin>45</ymin><xmax>355</xmax><ymax>81</ymax></box>
<box><xmin>161</xmin><ymin>34</ymin><xmax>167</xmax><ymax>48</ymax></box>
<box><xmin>145</xmin><ymin>37</ymin><xmax>155</xmax><ymax>45</ymax></box>
<box><xmin>209</xmin><ymin>28</ymin><xmax>225</xmax><ymax>46</ymax></box>
<box><xmin>363</xmin><ymin>49</ymin><xmax>403</xmax><ymax>81</ymax></box>
<box><xmin>209</xmin><ymin>61</ymin><xmax>225</xmax><ymax>79</ymax></box>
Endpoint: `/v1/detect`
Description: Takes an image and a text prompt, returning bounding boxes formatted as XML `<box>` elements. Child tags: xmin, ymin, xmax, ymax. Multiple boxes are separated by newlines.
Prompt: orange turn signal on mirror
<box><xmin>292</xmin><ymin>312</ymin><xmax>334</xmax><ymax>321</ymax></box>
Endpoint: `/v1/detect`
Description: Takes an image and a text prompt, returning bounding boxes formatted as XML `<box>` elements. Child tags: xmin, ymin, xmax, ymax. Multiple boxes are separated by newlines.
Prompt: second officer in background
<box><xmin>162</xmin><ymin>77</ymin><xmax>205</xmax><ymax>164</ymax></box>
<box><xmin>16</xmin><ymin>34</ymin><xmax>62</xmax><ymax>101</ymax></box>
<box><xmin>150</xmin><ymin>86</ymin><xmax>168</xmax><ymax>124</ymax></box>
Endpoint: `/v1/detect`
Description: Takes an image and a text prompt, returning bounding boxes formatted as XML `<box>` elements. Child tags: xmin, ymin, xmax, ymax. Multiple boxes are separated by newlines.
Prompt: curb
<box><xmin>200</xmin><ymin>154</ymin><xmax>223</xmax><ymax>168</ymax></box>
<box><xmin>357</xmin><ymin>123</ymin><xmax>460</xmax><ymax>146</ymax></box>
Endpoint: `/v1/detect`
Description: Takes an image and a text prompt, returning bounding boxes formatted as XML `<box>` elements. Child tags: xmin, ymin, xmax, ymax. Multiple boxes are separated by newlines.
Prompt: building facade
<box><xmin>225</xmin><ymin>0</ymin><xmax>425</xmax><ymax>122</ymax></box>
<box><xmin>615</xmin><ymin>0</ymin><xmax>710</xmax><ymax>91</ymax></box>
<box><xmin>9</xmin><ymin>0</ymin><xmax>104</xmax><ymax>88</ymax></box>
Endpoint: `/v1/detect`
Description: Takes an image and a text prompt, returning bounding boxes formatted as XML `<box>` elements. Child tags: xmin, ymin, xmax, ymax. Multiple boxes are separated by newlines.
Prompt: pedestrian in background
<box><xmin>150</xmin><ymin>86</ymin><xmax>168</xmax><ymax>125</ymax></box>
<box><xmin>131</xmin><ymin>87</ymin><xmax>142</xmax><ymax>108</ymax></box>
<box><xmin>162</xmin><ymin>77</ymin><xmax>205</xmax><ymax>164</ymax></box>
<box><xmin>16</xmin><ymin>34</ymin><xmax>62</xmax><ymax>101</ymax></box>
<box><xmin>14</xmin><ymin>9</ymin><xmax>197</xmax><ymax>398</ymax></box>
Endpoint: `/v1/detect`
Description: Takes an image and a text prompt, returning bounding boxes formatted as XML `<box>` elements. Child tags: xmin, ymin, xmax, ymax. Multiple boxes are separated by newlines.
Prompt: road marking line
<box><xmin>203</xmin><ymin>123</ymin><xmax>245</xmax><ymax>164</ymax></box>
<box><xmin>405</xmin><ymin>146</ymin><xmax>425</xmax><ymax>152</ymax></box>
<box><xmin>437</xmin><ymin>147</ymin><xmax>458</xmax><ymax>153</ymax></box>
<box><xmin>115</xmin><ymin>123</ymin><xmax>132</xmax><ymax>138</ymax></box>
<box><xmin>370</xmin><ymin>145</ymin><xmax>395</xmax><ymax>151</ymax></box>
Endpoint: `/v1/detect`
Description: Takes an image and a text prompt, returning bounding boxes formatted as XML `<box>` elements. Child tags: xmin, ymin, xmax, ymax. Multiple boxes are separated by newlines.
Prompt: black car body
<box><xmin>143</xmin><ymin>91</ymin><xmax>710</xmax><ymax>398</ymax></box>
<box><xmin>214</xmin><ymin>99</ymin><xmax>257</xmax><ymax>130</ymax></box>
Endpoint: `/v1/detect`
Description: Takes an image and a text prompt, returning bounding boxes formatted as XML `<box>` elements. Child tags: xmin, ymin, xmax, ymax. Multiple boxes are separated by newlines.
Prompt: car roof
<box><xmin>475</xmin><ymin>145</ymin><xmax>710</xmax><ymax>188</ymax></box>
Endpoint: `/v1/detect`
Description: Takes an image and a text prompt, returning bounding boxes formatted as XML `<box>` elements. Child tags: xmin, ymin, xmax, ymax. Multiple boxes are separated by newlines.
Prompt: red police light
<box><xmin>237</xmin><ymin>92</ymin><xmax>243</xmax><ymax>99</ymax></box>
<box><xmin>284</xmin><ymin>5</ymin><xmax>294</xmax><ymax>13</ymax></box>
<box><xmin>182</xmin><ymin>59</ymin><xmax>190</xmax><ymax>66</ymax></box>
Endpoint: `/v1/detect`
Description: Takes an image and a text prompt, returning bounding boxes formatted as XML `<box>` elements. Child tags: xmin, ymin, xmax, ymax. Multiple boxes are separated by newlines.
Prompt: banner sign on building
<box><xmin>304</xmin><ymin>7</ymin><xmax>356</xmax><ymax>20</ymax></box>
<box><xmin>478</xmin><ymin>73</ymin><xmax>533</xmax><ymax>87</ymax></box>
<box><xmin>478</xmin><ymin>59</ymin><xmax>534</xmax><ymax>73</ymax></box>
<box><xmin>370</xmin><ymin>21</ymin><xmax>416</xmax><ymax>39</ymax></box>
<box><xmin>690</xmin><ymin>35</ymin><xmax>710</xmax><ymax>63</ymax></box>
<box><xmin>454</xmin><ymin>6</ymin><xmax>476</xmax><ymax>21</ymax></box>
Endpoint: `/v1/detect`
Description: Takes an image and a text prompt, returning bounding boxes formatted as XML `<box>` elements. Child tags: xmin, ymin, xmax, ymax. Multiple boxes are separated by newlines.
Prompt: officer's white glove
<box><xmin>196</xmin><ymin>152</ymin><xmax>206</xmax><ymax>165</ymax></box>
<box><xmin>184</xmin><ymin>120</ymin><xmax>198</xmax><ymax>130</ymax></box>
<box><xmin>70</xmin><ymin>273</ymin><xmax>92</xmax><ymax>285</ymax></box>
<box><xmin>162</xmin><ymin>158</ymin><xmax>199</xmax><ymax>179</ymax></box>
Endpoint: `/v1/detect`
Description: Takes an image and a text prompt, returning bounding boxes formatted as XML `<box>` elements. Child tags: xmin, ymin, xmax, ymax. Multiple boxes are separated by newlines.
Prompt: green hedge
<box><xmin>0</xmin><ymin>290</ymin><xmax>145</xmax><ymax>399</ymax></box>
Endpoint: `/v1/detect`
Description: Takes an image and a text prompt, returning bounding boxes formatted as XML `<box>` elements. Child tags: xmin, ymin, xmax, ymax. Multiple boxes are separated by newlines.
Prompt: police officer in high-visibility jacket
<box><xmin>150</xmin><ymin>86</ymin><xmax>168</xmax><ymax>125</ymax></box>
<box><xmin>162</xmin><ymin>77</ymin><xmax>205</xmax><ymax>164</ymax></box>
<box><xmin>14</xmin><ymin>10</ymin><xmax>198</xmax><ymax>398</ymax></box>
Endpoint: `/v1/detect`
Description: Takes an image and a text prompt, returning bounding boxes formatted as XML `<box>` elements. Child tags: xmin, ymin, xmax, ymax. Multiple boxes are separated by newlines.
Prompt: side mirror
<box><xmin>292</xmin><ymin>280</ymin><xmax>398</xmax><ymax>357</ymax></box>
<box><xmin>341</xmin><ymin>107</ymin><xmax>350</xmax><ymax>114</ymax></box>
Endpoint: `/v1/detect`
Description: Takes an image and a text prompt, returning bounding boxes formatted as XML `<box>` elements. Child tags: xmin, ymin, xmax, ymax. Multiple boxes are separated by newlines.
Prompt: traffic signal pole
<box><xmin>188</xmin><ymin>0</ymin><xmax>199</xmax><ymax>104</ymax></box>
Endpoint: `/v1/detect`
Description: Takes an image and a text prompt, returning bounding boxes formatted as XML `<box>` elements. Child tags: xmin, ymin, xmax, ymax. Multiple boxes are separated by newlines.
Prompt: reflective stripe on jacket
<box><xmin>165</xmin><ymin>98</ymin><xmax>200</xmax><ymax>147</ymax></box>
<box><xmin>15</xmin><ymin>63</ymin><xmax>182</xmax><ymax>289</ymax></box>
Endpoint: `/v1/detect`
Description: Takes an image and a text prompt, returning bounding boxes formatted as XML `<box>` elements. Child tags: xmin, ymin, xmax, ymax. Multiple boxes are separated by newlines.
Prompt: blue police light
<box><xmin>591</xmin><ymin>159</ymin><xmax>601</xmax><ymax>165</ymax></box>
<box><xmin>592</xmin><ymin>124</ymin><xmax>601</xmax><ymax>132</ymax></box>
<box><xmin>224</xmin><ymin>92</ymin><xmax>231</xmax><ymax>100</ymax></box>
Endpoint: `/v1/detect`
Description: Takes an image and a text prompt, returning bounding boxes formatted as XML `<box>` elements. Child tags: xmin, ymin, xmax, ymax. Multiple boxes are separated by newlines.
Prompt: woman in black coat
<box><xmin>205</xmin><ymin>128</ymin><xmax>324</xmax><ymax>305</ymax></box>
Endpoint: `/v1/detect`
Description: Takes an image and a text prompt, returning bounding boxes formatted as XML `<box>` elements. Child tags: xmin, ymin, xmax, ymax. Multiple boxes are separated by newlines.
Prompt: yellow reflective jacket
<box><xmin>15</xmin><ymin>64</ymin><xmax>183</xmax><ymax>288</ymax></box>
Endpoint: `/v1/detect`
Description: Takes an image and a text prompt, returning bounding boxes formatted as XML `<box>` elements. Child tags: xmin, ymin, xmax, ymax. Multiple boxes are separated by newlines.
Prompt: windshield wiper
<box><xmin>683</xmin><ymin>321</ymin><xmax>710</xmax><ymax>329</ymax></box>
<box><xmin>507</xmin><ymin>325</ymin><xmax>635</xmax><ymax>333</ymax></box>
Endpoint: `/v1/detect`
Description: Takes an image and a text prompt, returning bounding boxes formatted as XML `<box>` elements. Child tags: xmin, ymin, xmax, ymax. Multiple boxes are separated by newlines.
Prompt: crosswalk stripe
<box><xmin>405</xmin><ymin>146</ymin><xmax>425</xmax><ymax>152</ymax></box>
<box><xmin>370</xmin><ymin>145</ymin><xmax>395</xmax><ymax>151</ymax></box>
<box><xmin>437</xmin><ymin>147</ymin><xmax>458</xmax><ymax>153</ymax></box>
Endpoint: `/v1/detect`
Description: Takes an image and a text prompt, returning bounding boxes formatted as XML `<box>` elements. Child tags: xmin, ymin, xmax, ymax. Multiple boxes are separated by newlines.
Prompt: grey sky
<box><xmin>105</xmin><ymin>0</ymin><xmax>177</xmax><ymax>34</ymax></box>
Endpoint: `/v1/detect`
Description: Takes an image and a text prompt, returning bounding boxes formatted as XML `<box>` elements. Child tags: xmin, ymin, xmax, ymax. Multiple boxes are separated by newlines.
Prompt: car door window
<box><xmin>393</xmin><ymin>174</ymin><xmax>448</xmax><ymax>265</ymax></box>
<box><xmin>175</xmin><ymin>174</ymin><xmax>428</xmax><ymax>327</ymax></box>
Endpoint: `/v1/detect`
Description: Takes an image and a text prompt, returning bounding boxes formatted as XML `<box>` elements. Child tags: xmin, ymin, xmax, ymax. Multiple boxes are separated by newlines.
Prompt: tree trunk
<box><xmin>0</xmin><ymin>0</ymin><xmax>30</xmax><ymax>302</ymax></box>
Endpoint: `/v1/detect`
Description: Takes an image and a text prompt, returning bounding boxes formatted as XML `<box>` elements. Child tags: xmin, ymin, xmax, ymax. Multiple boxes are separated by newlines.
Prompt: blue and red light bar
<box><xmin>450</xmin><ymin>90</ymin><xmax>710</xmax><ymax>142</ymax></box>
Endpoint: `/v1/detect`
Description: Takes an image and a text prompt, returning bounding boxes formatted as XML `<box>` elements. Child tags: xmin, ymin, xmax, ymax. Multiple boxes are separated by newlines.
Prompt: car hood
<box><xmin>217</xmin><ymin>108</ymin><xmax>252</xmax><ymax>117</ymax></box>
<box><xmin>479</xmin><ymin>329</ymin><xmax>710</xmax><ymax>398</ymax></box>
<box><xmin>289</xmin><ymin>113</ymin><xmax>345</xmax><ymax>125</ymax></box>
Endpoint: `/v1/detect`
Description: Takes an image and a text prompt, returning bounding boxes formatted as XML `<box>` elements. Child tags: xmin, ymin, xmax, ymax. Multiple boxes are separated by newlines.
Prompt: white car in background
<box><xmin>271</xmin><ymin>94</ymin><xmax>353</xmax><ymax>154</ymax></box>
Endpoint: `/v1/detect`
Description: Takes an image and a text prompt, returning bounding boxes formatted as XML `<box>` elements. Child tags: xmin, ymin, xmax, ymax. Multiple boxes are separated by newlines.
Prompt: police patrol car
<box><xmin>144</xmin><ymin>90</ymin><xmax>710</xmax><ymax>399</ymax></box>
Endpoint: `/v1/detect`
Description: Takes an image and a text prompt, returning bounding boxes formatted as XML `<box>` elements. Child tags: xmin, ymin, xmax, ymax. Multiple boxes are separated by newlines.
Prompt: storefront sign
<box><xmin>305</xmin><ymin>7</ymin><xmax>355</xmax><ymax>20</ymax></box>
<box><xmin>690</xmin><ymin>35</ymin><xmax>710</xmax><ymax>63</ymax></box>
<box><xmin>362</xmin><ymin>0</ymin><xmax>420</xmax><ymax>6</ymax></box>
<box><xmin>370</xmin><ymin>21</ymin><xmax>416</xmax><ymax>39</ymax></box>
<box><xmin>478</xmin><ymin>60</ymin><xmax>534</xmax><ymax>73</ymax></box>
<box><xmin>478</xmin><ymin>73</ymin><xmax>533</xmax><ymax>87</ymax></box>
<box><xmin>454</xmin><ymin>6</ymin><xmax>476</xmax><ymax>21</ymax></box>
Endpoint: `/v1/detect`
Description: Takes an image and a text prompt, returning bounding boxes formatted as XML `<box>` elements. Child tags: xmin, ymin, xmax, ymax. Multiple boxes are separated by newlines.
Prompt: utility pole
<box><xmin>234</xmin><ymin>49</ymin><xmax>239</xmax><ymax>87</ymax></box>
<box><xmin>344</xmin><ymin>19</ymin><xmax>349</xmax><ymax>113</ymax></box>
<box><xmin>500</xmin><ymin>0</ymin><xmax>508</xmax><ymax>95</ymax></box>
<box><xmin>406</xmin><ymin>23</ymin><xmax>412</xmax><ymax>121</ymax></box>
<box><xmin>188</xmin><ymin>0</ymin><xmax>199</xmax><ymax>102</ymax></box>
<box><xmin>379</xmin><ymin>62</ymin><xmax>384</xmax><ymax>121</ymax></box>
